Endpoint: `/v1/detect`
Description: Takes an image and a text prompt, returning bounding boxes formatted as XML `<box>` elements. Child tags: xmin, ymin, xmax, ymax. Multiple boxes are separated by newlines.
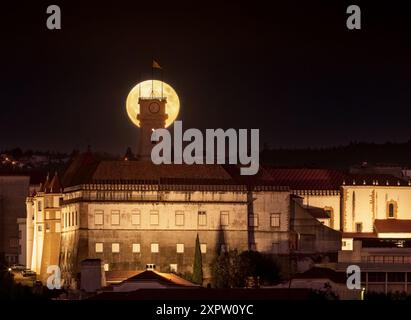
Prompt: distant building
<box><xmin>0</xmin><ymin>175</ymin><xmax>30</xmax><ymax>265</ymax></box>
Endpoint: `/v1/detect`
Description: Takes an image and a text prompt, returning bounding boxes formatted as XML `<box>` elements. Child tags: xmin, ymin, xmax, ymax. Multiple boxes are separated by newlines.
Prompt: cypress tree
<box><xmin>192</xmin><ymin>234</ymin><xmax>203</xmax><ymax>285</ymax></box>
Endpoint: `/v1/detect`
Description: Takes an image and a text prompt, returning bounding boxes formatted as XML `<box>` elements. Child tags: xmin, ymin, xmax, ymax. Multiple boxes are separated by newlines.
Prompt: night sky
<box><xmin>1</xmin><ymin>1</ymin><xmax>411</xmax><ymax>155</ymax></box>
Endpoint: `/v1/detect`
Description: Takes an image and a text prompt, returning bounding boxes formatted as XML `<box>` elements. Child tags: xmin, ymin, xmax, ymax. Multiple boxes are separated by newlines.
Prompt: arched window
<box><xmin>388</xmin><ymin>203</ymin><xmax>395</xmax><ymax>218</ymax></box>
<box><xmin>387</xmin><ymin>201</ymin><xmax>397</xmax><ymax>219</ymax></box>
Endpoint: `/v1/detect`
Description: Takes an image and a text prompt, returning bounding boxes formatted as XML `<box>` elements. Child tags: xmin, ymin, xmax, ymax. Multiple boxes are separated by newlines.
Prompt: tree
<box><xmin>211</xmin><ymin>250</ymin><xmax>282</xmax><ymax>288</ymax></box>
<box><xmin>192</xmin><ymin>234</ymin><xmax>203</xmax><ymax>285</ymax></box>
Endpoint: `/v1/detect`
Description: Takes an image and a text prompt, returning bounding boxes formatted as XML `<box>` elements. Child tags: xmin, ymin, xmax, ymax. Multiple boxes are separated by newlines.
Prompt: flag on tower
<box><xmin>152</xmin><ymin>59</ymin><xmax>162</xmax><ymax>69</ymax></box>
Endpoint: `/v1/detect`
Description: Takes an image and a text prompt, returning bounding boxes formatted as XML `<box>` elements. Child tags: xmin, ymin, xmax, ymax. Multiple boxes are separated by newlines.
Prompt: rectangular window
<box><xmin>220</xmin><ymin>211</ymin><xmax>229</xmax><ymax>226</ymax></box>
<box><xmin>355</xmin><ymin>223</ymin><xmax>363</xmax><ymax>233</ymax></box>
<box><xmin>248</xmin><ymin>214</ymin><xmax>258</xmax><ymax>227</ymax></box>
<box><xmin>56</xmin><ymin>211</ymin><xmax>61</xmax><ymax>219</ymax></box>
<box><xmin>270</xmin><ymin>213</ymin><xmax>281</xmax><ymax>228</ymax></box>
<box><xmin>45</xmin><ymin>222</ymin><xmax>50</xmax><ymax>232</ymax></box>
<box><xmin>38</xmin><ymin>201</ymin><xmax>42</xmax><ymax>212</ymax></box>
<box><xmin>198</xmin><ymin>211</ymin><xmax>207</xmax><ymax>226</ymax></box>
<box><xmin>175</xmin><ymin>211</ymin><xmax>185</xmax><ymax>226</ymax></box>
<box><xmin>131</xmin><ymin>210</ymin><xmax>141</xmax><ymax>225</ymax></box>
<box><xmin>55</xmin><ymin>222</ymin><xmax>61</xmax><ymax>233</ymax></box>
<box><xmin>104</xmin><ymin>263</ymin><xmax>109</xmax><ymax>271</ymax></box>
<box><xmin>46</xmin><ymin>211</ymin><xmax>50</xmax><ymax>220</ymax></box>
<box><xmin>132</xmin><ymin>243</ymin><xmax>141</xmax><ymax>253</ymax></box>
<box><xmin>150</xmin><ymin>211</ymin><xmax>159</xmax><ymax>225</ymax></box>
<box><xmin>170</xmin><ymin>264</ymin><xmax>178</xmax><ymax>273</ymax></box>
<box><xmin>111</xmin><ymin>210</ymin><xmax>120</xmax><ymax>225</ymax></box>
<box><xmin>95</xmin><ymin>243</ymin><xmax>103</xmax><ymax>253</ymax></box>
<box><xmin>151</xmin><ymin>243</ymin><xmax>159</xmax><ymax>253</ymax></box>
<box><xmin>200</xmin><ymin>243</ymin><xmax>207</xmax><ymax>254</ymax></box>
<box><xmin>95</xmin><ymin>210</ymin><xmax>104</xmax><ymax>225</ymax></box>
<box><xmin>38</xmin><ymin>225</ymin><xmax>42</xmax><ymax>232</ymax></box>
<box><xmin>9</xmin><ymin>238</ymin><xmax>19</xmax><ymax>248</ymax></box>
<box><xmin>112</xmin><ymin>243</ymin><xmax>120</xmax><ymax>253</ymax></box>
<box><xmin>176</xmin><ymin>243</ymin><xmax>184</xmax><ymax>253</ymax></box>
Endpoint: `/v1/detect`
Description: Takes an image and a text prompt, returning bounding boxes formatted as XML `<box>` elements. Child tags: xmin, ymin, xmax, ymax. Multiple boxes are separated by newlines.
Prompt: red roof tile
<box><xmin>374</xmin><ymin>219</ymin><xmax>411</xmax><ymax>233</ymax></box>
<box><xmin>262</xmin><ymin>168</ymin><xmax>346</xmax><ymax>190</ymax></box>
<box><xmin>342</xmin><ymin>232</ymin><xmax>377</xmax><ymax>239</ymax></box>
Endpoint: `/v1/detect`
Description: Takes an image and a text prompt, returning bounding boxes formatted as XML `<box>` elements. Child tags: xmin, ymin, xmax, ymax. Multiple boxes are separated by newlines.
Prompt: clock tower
<box><xmin>137</xmin><ymin>97</ymin><xmax>168</xmax><ymax>160</ymax></box>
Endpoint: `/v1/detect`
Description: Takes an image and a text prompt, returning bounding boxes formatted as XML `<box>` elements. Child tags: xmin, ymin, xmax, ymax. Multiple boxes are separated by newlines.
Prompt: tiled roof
<box><xmin>295</xmin><ymin>267</ymin><xmax>346</xmax><ymax>284</ymax></box>
<box><xmin>48</xmin><ymin>172</ymin><xmax>62</xmax><ymax>193</ymax></box>
<box><xmin>344</xmin><ymin>174</ymin><xmax>410</xmax><ymax>187</ymax></box>
<box><xmin>374</xmin><ymin>219</ymin><xmax>411</xmax><ymax>233</ymax></box>
<box><xmin>92</xmin><ymin>160</ymin><xmax>232</xmax><ymax>181</ymax></box>
<box><xmin>306</xmin><ymin>207</ymin><xmax>330</xmax><ymax>219</ymax></box>
<box><xmin>123</xmin><ymin>270</ymin><xmax>197</xmax><ymax>287</ymax></box>
<box><xmin>342</xmin><ymin>232</ymin><xmax>377</xmax><ymax>239</ymax></box>
<box><xmin>262</xmin><ymin>167</ymin><xmax>346</xmax><ymax>190</ymax></box>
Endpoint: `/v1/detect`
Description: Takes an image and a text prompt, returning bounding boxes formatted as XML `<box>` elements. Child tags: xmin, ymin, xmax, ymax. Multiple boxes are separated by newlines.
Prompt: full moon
<box><xmin>126</xmin><ymin>80</ymin><xmax>180</xmax><ymax>128</ymax></box>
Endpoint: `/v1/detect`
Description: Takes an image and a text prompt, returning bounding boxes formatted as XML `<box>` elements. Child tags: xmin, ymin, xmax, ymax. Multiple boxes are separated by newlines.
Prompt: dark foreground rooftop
<box><xmin>88</xmin><ymin>288</ymin><xmax>313</xmax><ymax>300</ymax></box>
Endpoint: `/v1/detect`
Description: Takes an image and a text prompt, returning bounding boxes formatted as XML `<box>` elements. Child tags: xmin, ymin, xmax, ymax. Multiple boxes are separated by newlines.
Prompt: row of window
<box><xmin>94</xmin><ymin>242</ymin><xmax>282</xmax><ymax>254</ymax></box>
<box><xmin>94</xmin><ymin>210</ymin><xmax>282</xmax><ymax>228</ymax></box>
<box><xmin>95</xmin><ymin>242</ymin><xmax>208</xmax><ymax>254</ymax></box>
<box><xmin>63</xmin><ymin>211</ymin><xmax>78</xmax><ymax>228</ymax></box>
<box><xmin>363</xmin><ymin>255</ymin><xmax>411</xmax><ymax>264</ymax></box>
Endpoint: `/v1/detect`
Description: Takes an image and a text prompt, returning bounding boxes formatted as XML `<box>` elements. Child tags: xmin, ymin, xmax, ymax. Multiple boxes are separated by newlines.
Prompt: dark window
<box><xmin>387</xmin><ymin>272</ymin><xmax>405</xmax><ymax>282</ymax></box>
<box><xmin>368</xmin><ymin>272</ymin><xmax>386</xmax><ymax>282</ymax></box>
<box><xmin>355</xmin><ymin>223</ymin><xmax>363</xmax><ymax>233</ymax></box>
<box><xmin>388</xmin><ymin>203</ymin><xmax>395</xmax><ymax>218</ymax></box>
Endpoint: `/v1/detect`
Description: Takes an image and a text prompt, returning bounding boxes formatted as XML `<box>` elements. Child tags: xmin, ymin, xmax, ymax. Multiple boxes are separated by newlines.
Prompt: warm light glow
<box><xmin>126</xmin><ymin>80</ymin><xmax>180</xmax><ymax>128</ymax></box>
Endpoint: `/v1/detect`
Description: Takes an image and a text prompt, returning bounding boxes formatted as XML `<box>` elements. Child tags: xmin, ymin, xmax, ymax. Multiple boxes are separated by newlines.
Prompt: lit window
<box><xmin>200</xmin><ymin>244</ymin><xmax>207</xmax><ymax>254</ymax></box>
<box><xmin>198</xmin><ymin>211</ymin><xmax>207</xmax><ymax>226</ymax></box>
<box><xmin>56</xmin><ymin>211</ymin><xmax>61</xmax><ymax>219</ymax></box>
<box><xmin>46</xmin><ymin>211</ymin><xmax>50</xmax><ymax>220</ymax></box>
<box><xmin>175</xmin><ymin>211</ymin><xmax>185</xmax><ymax>226</ymax></box>
<box><xmin>176</xmin><ymin>243</ymin><xmax>184</xmax><ymax>253</ymax></box>
<box><xmin>112</xmin><ymin>243</ymin><xmax>120</xmax><ymax>253</ymax></box>
<box><xmin>270</xmin><ymin>214</ymin><xmax>281</xmax><ymax>227</ymax></box>
<box><xmin>95</xmin><ymin>210</ymin><xmax>104</xmax><ymax>225</ymax></box>
<box><xmin>151</xmin><ymin>243</ymin><xmax>159</xmax><ymax>253</ymax></box>
<box><xmin>95</xmin><ymin>243</ymin><xmax>103</xmax><ymax>253</ymax></box>
<box><xmin>132</xmin><ymin>243</ymin><xmax>141</xmax><ymax>253</ymax></box>
<box><xmin>248</xmin><ymin>214</ymin><xmax>258</xmax><ymax>227</ymax></box>
<box><xmin>170</xmin><ymin>264</ymin><xmax>178</xmax><ymax>273</ymax></box>
<box><xmin>150</xmin><ymin>211</ymin><xmax>159</xmax><ymax>225</ymax></box>
<box><xmin>104</xmin><ymin>264</ymin><xmax>109</xmax><ymax>271</ymax></box>
<box><xmin>56</xmin><ymin>222</ymin><xmax>61</xmax><ymax>233</ymax></box>
<box><xmin>131</xmin><ymin>210</ymin><xmax>140</xmax><ymax>225</ymax></box>
<box><xmin>220</xmin><ymin>211</ymin><xmax>229</xmax><ymax>226</ymax></box>
<box><xmin>111</xmin><ymin>210</ymin><xmax>120</xmax><ymax>225</ymax></box>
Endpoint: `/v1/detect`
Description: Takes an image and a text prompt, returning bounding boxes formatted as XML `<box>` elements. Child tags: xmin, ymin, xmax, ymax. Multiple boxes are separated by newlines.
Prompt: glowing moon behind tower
<box><xmin>126</xmin><ymin>80</ymin><xmax>180</xmax><ymax>128</ymax></box>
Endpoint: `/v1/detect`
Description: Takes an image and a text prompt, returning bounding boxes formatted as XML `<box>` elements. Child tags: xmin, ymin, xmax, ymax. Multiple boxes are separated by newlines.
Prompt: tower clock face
<box><xmin>149</xmin><ymin>102</ymin><xmax>160</xmax><ymax>114</ymax></box>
